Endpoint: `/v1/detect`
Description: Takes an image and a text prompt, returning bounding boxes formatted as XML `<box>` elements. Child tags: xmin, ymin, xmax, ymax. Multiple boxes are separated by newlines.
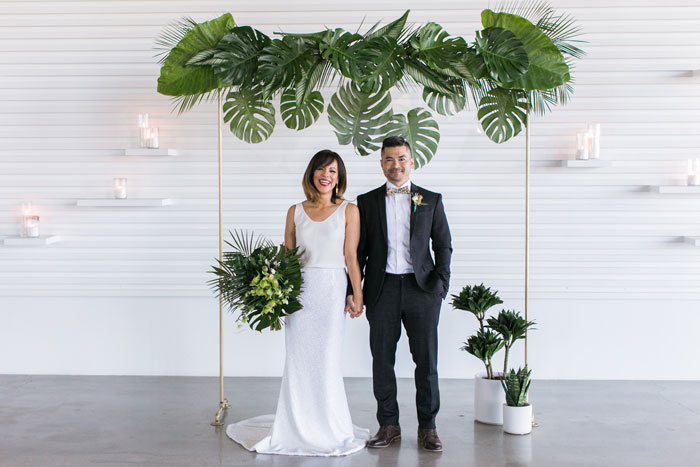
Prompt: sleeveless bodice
<box><xmin>294</xmin><ymin>200</ymin><xmax>347</xmax><ymax>269</ymax></box>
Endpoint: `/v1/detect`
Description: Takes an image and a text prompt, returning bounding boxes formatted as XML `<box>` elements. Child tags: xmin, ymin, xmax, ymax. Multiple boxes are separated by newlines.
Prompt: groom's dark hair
<box><xmin>381</xmin><ymin>136</ymin><xmax>411</xmax><ymax>155</ymax></box>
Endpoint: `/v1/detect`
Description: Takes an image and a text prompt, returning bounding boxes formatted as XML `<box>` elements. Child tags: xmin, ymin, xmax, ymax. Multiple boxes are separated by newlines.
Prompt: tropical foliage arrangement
<box><xmin>209</xmin><ymin>231</ymin><xmax>304</xmax><ymax>331</ymax></box>
<box><xmin>452</xmin><ymin>283</ymin><xmax>535</xmax><ymax>379</ymax></box>
<box><xmin>502</xmin><ymin>365</ymin><xmax>532</xmax><ymax>407</ymax></box>
<box><xmin>155</xmin><ymin>2</ymin><xmax>583</xmax><ymax>168</ymax></box>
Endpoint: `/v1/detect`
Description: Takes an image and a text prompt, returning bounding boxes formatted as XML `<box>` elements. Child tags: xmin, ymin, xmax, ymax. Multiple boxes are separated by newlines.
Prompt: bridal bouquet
<box><xmin>210</xmin><ymin>231</ymin><xmax>304</xmax><ymax>331</ymax></box>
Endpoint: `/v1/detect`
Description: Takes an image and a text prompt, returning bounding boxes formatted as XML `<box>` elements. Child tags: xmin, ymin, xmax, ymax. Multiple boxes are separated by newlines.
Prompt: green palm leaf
<box><xmin>154</xmin><ymin>17</ymin><xmax>199</xmax><ymax>64</ymax></box>
<box><xmin>474</xmin><ymin>27</ymin><xmax>529</xmax><ymax>84</ymax></box>
<box><xmin>422</xmin><ymin>80</ymin><xmax>467</xmax><ymax>116</ymax></box>
<box><xmin>477</xmin><ymin>87</ymin><xmax>527</xmax><ymax>143</ymax></box>
<box><xmin>223</xmin><ymin>87</ymin><xmax>276</xmax><ymax>144</ymax></box>
<box><xmin>383</xmin><ymin>108</ymin><xmax>439</xmax><ymax>169</ymax></box>
<box><xmin>364</xmin><ymin>10</ymin><xmax>410</xmax><ymax>41</ymax></box>
<box><xmin>327</xmin><ymin>83</ymin><xmax>393</xmax><ymax>156</ymax></box>
<box><xmin>157</xmin><ymin>13</ymin><xmax>236</xmax><ymax>99</ymax></box>
<box><xmin>481</xmin><ymin>9</ymin><xmax>569</xmax><ymax>91</ymax></box>
<box><xmin>258</xmin><ymin>36</ymin><xmax>316</xmax><ymax>92</ymax></box>
<box><xmin>408</xmin><ymin>22</ymin><xmax>470</xmax><ymax>79</ymax></box>
<box><xmin>355</xmin><ymin>36</ymin><xmax>406</xmax><ymax>93</ymax></box>
<box><xmin>211</xmin><ymin>26</ymin><xmax>271</xmax><ymax>87</ymax></box>
<box><xmin>404</xmin><ymin>58</ymin><xmax>455</xmax><ymax>95</ymax></box>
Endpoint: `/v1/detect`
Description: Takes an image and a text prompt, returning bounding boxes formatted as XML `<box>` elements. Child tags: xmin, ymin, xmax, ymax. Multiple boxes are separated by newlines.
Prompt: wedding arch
<box><xmin>155</xmin><ymin>2</ymin><xmax>584</xmax><ymax>425</ymax></box>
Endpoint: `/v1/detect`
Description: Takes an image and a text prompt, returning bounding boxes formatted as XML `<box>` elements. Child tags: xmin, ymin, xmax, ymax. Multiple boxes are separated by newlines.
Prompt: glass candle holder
<box><xmin>587</xmin><ymin>123</ymin><xmax>600</xmax><ymax>159</ymax></box>
<box><xmin>144</xmin><ymin>127</ymin><xmax>159</xmax><ymax>149</ymax></box>
<box><xmin>688</xmin><ymin>158</ymin><xmax>700</xmax><ymax>186</ymax></box>
<box><xmin>114</xmin><ymin>178</ymin><xmax>128</xmax><ymax>199</ymax></box>
<box><xmin>138</xmin><ymin>114</ymin><xmax>150</xmax><ymax>148</ymax></box>
<box><xmin>575</xmin><ymin>133</ymin><xmax>589</xmax><ymax>160</ymax></box>
<box><xmin>24</xmin><ymin>215</ymin><xmax>40</xmax><ymax>238</ymax></box>
<box><xmin>21</xmin><ymin>201</ymin><xmax>32</xmax><ymax>217</ymax></box>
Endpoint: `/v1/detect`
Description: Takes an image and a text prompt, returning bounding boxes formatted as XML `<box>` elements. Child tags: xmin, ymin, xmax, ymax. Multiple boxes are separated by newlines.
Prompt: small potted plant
<box><xmin>502</xmin><ymin>366</ymin><xmax>532</xmax><ymax>435</ymax></box>
<box><xmin>452</xmin><ymin>284</ymin><xmax>535</xmax><ymax>425</ymax></box>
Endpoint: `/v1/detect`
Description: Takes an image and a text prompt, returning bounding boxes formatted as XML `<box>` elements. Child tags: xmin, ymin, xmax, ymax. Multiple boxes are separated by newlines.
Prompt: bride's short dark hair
<box><xmin>302</xmin><ymin>150</ymin><xmax>347</xmax><ymax>204</ymax></box>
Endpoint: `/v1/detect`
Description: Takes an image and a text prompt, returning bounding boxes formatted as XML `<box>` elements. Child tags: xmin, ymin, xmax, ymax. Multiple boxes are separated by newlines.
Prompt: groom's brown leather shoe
<box><xmin>367</xmin><ymin>425</ymin><xmax>401</xmax><ymax>448</ymax></box>
<box><xmin>418</xmin><ymin>428</ymin><xmax>443</xmax><ymax>452</ymax></box>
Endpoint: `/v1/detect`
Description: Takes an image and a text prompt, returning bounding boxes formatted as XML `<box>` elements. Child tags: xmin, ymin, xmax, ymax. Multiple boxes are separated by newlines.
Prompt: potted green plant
<box><xmin>452</xmin><ymin>284</ymin><xmax>535</xmax><ymax>424</ymax></box>
<box><xmin>502</xmin><ymin>366</ymin><xmax>533</xmax><ymax>435</ymax></box>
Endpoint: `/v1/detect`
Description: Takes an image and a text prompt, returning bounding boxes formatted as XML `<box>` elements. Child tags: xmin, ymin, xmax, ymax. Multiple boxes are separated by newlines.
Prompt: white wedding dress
<box><xmin>226</xmin><ymin>200</ymin><xmax>369</xmax><ymax>456</ymax></box>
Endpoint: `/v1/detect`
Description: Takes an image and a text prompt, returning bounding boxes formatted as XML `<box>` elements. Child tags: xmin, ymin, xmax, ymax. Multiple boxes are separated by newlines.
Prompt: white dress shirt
<box><xmin>385</xmin><ymin>180</ymin><xmax>413</xmax><ymax>274</ymax></box>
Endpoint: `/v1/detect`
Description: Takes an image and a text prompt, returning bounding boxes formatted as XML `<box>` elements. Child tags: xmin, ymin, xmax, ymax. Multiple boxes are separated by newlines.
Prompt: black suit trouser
<box><xmin>366</xmin><ymin>272</ymin><xmax>441</xmax><ymax>429</ymax></box>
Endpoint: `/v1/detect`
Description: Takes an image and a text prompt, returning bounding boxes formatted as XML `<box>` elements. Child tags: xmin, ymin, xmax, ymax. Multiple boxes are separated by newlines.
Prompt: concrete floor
<box><xmin>1</xmin><ymin>376</ymin><xmax>699</xmax><ymax>467</ymax></box>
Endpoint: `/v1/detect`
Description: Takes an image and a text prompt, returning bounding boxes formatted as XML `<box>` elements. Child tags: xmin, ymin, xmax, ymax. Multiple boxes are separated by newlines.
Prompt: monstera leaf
<box><xmin>408</xmin><ymin>22</ymin><xmax>470</xmax><ymax>79</ymax></box>
<box><xmin>482</xmin><ymin>9</ymin><xmax>569</xmax><ymax>90</ymax></box>
<box><xmin>280</xmin><ymin>58</ymin><xmax>326</xmax><ymax>130</ymax></box>
<box><xmin>327</xmin><ymin>83</ymin><xmax>394</xmax><ymax>156</ymax></box>
<box><xmin>212</xmin><ymin>26</ymin><xmax>270</xmax><ymax>87</ymax></box>
<box><xmin>383</xmin><ymin>108</ymin><xmax>440</xmax><ymax>169</ymax></box>
<box><xmin>354</xmin><ymin>36</ymin><xmax>406</xmax><ymax>93</ymax></box>
<box><xmin>157</xmin><ymin>13</ymin><xmax>236</xmax><ymax>99</ymax></box>
<box><xmin>258</xmin><ymin>36</ymin><xmax>316</xmax><ymax>92</ymax></box>
<box><xmin>223</xmin><ymin>87</ymin><xmax>276</xmax><ymax>144</ymax></box>
<box><xmin>474</xmin><ymin>27</ymin><xmax>529</xmax><ymax>85</ymax></box>
<box><xmin>477</xmin><ymin>87</ymin><xmax>528</xmax><ymax>143</ymax></box>
<box><xmin>318</xmin><ymin>28</ymin><xmax>363</xmax><ymax>79</ymax></box>
<box><xmin>280</xmin><ymin>88</ymin><xmax>324</xmax><ymax>130</ymax></box>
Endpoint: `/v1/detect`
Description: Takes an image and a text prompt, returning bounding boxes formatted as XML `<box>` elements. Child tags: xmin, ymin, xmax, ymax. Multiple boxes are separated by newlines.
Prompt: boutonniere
<box><xmin>411</xmin><ymin>193</ymin><xmax>428</xmax><ymax>212</ymax></box>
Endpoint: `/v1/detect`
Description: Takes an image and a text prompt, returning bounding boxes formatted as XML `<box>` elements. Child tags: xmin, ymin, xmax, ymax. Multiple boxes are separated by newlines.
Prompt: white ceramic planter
<box><xmin>502</xmin><ymin>403</ymin><xmax>533</xmax><ymax>435</ymax></box>
<box><xmin>474</xmin><ymin>372</ymin><xmax>505</xmax><ymax>425</ymax></box>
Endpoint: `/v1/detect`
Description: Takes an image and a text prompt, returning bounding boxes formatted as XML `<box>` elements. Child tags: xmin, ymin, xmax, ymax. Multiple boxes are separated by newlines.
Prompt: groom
<box><xmin>348</xmin><ymin>136</ymin><xmax>452</xmax><ymax>452</ymax></box>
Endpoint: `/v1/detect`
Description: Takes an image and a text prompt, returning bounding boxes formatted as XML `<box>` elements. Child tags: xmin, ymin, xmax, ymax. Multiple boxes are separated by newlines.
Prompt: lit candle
<box><xmin>575</xmin><ymin>133</ymin><xmax>589</xmax><ymax>160</ymax></box>
<box><xmin>114</xmin><ymin>178</ymin><xmax>128</xmax><ymax>199</ymax></box>
<box><xmin>24</xmin><ymin>216</ymin><xmax>39</xmax><ymax>238</ymax></box>
<box><xmin>688</xmin><ymin>158</ymin><xmax>700</xmax><ymax>186</ymax></box>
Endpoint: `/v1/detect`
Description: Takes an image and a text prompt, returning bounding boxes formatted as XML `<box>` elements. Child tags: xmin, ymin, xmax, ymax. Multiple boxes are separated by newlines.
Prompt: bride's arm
<box><xmin>284</xmin><ymin>205</ymin><xmax>296</xmax><ymax>250</ymax></box>
<box><xmin>344</xmin><ymin>204</ymin><xmax>363</xmax><ymax>316</ymax></box>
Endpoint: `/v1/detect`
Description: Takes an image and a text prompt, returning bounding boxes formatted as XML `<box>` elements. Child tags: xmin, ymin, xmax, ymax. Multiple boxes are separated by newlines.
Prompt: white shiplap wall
<box><xmin>1</xmin><ymin>0</ymin><xmax>700</xmax><ymax>379</ymax></box>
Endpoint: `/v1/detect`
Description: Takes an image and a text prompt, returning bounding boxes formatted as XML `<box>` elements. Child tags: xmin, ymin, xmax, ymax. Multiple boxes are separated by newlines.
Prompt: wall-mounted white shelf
<box><xmin>648</xmin><ymin>186</ymin><xmax>700</xmax><ymax>194</ymax></box>
<box><xmin>3</xmin><ymin>236</ymin><xmax>61</xmax><ymax>246</ymax></box>
<box><xmin>76</xmin><ymin>199</ymin><xmax>173</xmax><ymax>207</ymax></box>
<box><xmin>691</xmin><ymin>70</ymin><xmax>700</xmax><ymax>77</ymax></box>
<box><xmin>560</xmin><ymin>160</ymin><xmax>612</xmax><ymax>168</ymax></box>
<box><xmin>121</xmin><ymin>149</ymin><xmax>178</xmax><ymax>156</ymax></box>
<box><xmin>684</xmin><ymin>237</ymin><xmax>700</xmax><ymax>247</ymax></box>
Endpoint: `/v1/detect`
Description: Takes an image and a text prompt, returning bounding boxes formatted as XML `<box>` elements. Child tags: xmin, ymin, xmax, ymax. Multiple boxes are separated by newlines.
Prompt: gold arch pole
<box><xmin>524</xmin><ymin>100</ymin><xmax>530</xmax><ymax>368</ymax></box>
<box><xmin>212</xmin><ymin>88</ymin><xmax>231</xmax><ymax>426</ymax></box>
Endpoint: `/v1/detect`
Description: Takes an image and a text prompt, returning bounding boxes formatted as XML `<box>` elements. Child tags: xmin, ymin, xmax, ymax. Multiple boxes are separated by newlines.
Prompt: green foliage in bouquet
<box><xmin>502</xmin><ymin>365</ymin><xmax>532</xmax><ymax>407</ymax></box>
<box><xmin>209</xmin><ymin>231</ymin><xmax>303</xmax><ymax>331</ymax></box>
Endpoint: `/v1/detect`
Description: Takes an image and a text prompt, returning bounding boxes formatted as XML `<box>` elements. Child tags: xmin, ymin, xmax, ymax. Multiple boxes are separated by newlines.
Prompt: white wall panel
<box><xmin>1</xmin><ymin>0</ymin><xmax>699</xmax><ymax>379</ymax></box>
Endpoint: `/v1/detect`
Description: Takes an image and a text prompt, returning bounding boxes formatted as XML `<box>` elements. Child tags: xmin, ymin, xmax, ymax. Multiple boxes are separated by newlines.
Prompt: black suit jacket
<box><xmin>355</xmin><ymin>183</ymin><xmax>452</xmax><ymax>307</ymax></box>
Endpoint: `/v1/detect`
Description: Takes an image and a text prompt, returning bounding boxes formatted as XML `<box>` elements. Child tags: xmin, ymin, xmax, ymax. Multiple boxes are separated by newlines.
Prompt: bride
<box><xmin>226</xmin><ymin>150</ymin><xmax>369</xmax><ymax>456</ymax></box>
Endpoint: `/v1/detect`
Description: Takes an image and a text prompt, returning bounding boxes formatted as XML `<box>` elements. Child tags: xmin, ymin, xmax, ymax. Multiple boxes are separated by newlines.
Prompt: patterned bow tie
<box><xmin>386</xmin><ymin>186</ymin><xmax>410</xmax><ymax>196</ymax></box>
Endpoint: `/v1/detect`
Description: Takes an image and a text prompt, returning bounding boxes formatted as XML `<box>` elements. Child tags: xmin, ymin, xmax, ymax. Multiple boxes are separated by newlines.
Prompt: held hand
<box><xmin>350</xmin><ymin>295</ymin><xmax>364</xmax><ymax>318</ymax></box>
<box><xmin>345</xmin><ymin>295</ymin><xmax>355</xmax><ymax>316</ymax></box>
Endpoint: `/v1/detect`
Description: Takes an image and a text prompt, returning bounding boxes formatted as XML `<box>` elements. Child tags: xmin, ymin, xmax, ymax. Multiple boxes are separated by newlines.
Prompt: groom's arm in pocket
<box><xmin>431</xmin><ymin>194</ymin><xmax>452</xmax><ymax>298</ymax></box>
